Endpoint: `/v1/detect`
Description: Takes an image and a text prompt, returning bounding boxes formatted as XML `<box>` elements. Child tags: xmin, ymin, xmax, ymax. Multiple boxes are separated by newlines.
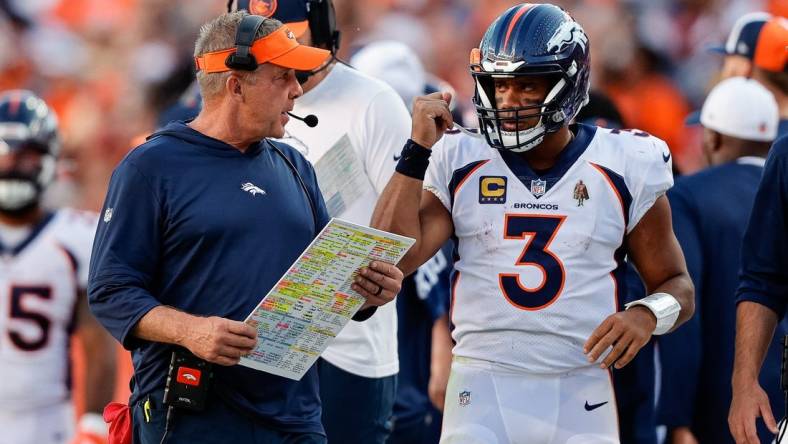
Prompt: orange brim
<box><xmin>269</xmin><ymin>44</ymin><xmax>330</xmax><ymax>70</ymax></box>
<box><xmin>194</xmin><ymin>25</ymin><xmax>330</xmax><ymax>73</ymax></box>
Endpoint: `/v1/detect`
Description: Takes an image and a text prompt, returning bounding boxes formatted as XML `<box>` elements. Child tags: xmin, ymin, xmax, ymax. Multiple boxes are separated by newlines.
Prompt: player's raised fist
<box><xmin>411</xmin><ymin>92</ymin><xmax>454</xmax><ymax>149</ymax></box>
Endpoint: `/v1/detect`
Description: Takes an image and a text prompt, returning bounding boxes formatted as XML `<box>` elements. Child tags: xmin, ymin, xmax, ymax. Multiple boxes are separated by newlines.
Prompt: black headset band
<box><xmin>225</xmin><ymin>14</ymin><xmax>266</xmax><ymax>71</ymax></box>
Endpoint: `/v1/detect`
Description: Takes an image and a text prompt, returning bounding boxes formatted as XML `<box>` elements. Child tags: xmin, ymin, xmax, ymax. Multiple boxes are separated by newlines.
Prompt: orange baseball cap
<box><xmin>753</xmin><ymin>17</ymin><xmax>788</xmax><ymax>72</ymax></box>
<box><xmin>194</xmin><ymin>25</ymin><xmax>329</xmax><ymax>73</ymax></box>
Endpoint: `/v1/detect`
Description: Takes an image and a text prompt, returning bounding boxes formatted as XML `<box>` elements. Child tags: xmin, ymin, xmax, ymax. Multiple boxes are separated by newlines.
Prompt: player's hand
<box><xmin>729</xmin><ymin>378</ymin><xmax>778</xmax><ymax>444</ymax></box>
<box><xmin>411</xmin><ymin>92</ymin><xmax>454</xmax><ymax>149</ymax></box>
<box><xmin>182</xmin><ymin>316</ymin><xmax>258</xmax><ymax>366</ymax></box>
<box><xmin>669</xmin><ymin>426</ymin><xmax>699</xmax><ymax>444</ymax></box>
<box><xmin>352</xmin><ymin>261</ymin><xmax>403</xmax><ymax>309</ymax></box>
<box><xmin>584</xmin><ymin>306</ymin><xmax>656</xmax><ymax>369</ymax></box>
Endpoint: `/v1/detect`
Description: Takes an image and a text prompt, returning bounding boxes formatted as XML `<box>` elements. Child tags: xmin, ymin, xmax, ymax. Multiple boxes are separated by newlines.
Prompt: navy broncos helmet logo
<box><xmin>546</xmin><ymin>20</ymin><xmax>588</xmax><ymax>54</ymax></box>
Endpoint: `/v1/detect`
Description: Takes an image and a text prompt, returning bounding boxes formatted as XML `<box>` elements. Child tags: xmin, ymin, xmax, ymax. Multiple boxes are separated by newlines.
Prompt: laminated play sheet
<box><xmin>239</xmin><ymin>218</ymin><xmax>414</xmax><ymax>380</ymax></box>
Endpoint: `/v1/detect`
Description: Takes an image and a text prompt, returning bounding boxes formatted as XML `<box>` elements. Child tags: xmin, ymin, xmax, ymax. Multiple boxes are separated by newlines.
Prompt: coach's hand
<box><xmin>183</xmin><ymin>316</ymin><xmax>258</xmax><ymax>366</ymax></box>
<box><xmin>583</xmin><ymin>306</ymin><xmax>656</xmax><ymax>369</ymax></box>
<box><xmin>729</xmin><ymin>378</ymin><xmax>778</xmax><ymax>444</ymax></box>
<box><xmin>411</xmin><ymin>92</ymin><xmax>454</xmax><ymax>149</ymax></box>
<box><xmin>352</xmin><ymin>261</ymin><xmax>403</xmax><ymax>310</ymax></box>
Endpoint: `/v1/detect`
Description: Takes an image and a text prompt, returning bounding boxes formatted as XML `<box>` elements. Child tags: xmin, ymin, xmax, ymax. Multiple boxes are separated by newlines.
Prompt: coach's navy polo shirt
<box><xmin>88</xmin><ymin>121</ymin><xmax>329</xmax><ymax>434</ymax></box>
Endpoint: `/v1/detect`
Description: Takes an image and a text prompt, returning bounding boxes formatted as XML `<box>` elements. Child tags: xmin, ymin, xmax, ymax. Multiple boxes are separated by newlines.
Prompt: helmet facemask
<box><xmin>471</xmin><ymin>63</ymin><xmax>572</xmax><ymax>153</ymax></box>
<box><xmin>0</xmin><ymin>140</ymin><xmax>55</xmax><ymax>215</ymax></box>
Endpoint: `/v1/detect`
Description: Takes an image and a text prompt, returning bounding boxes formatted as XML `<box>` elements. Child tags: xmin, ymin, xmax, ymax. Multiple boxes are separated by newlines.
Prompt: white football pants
<box><xmin>0</xmin><ymin>400</ymin><xmax>74</xmax><ymax>444</ymax></box>
<box><xmin>440</xmin><ymin>356</ymin><xmax>619</xmax><ymax>444</ymax></box>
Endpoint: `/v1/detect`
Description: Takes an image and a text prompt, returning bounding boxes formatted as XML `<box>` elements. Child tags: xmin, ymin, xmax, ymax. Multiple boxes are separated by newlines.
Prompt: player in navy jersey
<box><xmin>659</xmin><ymin>77</ymin><xmax>781</xmax><ymax>444</ymax></box>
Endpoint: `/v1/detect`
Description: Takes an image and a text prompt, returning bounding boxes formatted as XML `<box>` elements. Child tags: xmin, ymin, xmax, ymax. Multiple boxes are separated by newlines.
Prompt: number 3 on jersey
<box><xmin>499</xmin><ymin>214</ymin><xmax>566</xmax><ymax>310</ymax></box>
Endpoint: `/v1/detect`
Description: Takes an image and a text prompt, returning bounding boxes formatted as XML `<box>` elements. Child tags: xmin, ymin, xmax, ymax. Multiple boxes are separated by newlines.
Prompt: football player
<box><xmin>371</xmin><ymin>4</ymin><xmax>694</xmax><ymax>443</ymax></box>
<box><xmin>0</xmin><ymin>90</ymin><xmax>116</xmax><ymax>444</ymax></box>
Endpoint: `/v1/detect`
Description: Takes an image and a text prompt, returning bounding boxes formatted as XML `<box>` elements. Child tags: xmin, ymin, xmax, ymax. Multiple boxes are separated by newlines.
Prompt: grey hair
<box><xmin>194</xmin><ymin>11</ymin><xmax>282</xmax><ymax>99</ymax></box>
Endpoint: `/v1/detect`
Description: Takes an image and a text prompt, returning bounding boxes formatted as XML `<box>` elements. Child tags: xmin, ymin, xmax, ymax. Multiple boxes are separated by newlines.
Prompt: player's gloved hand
<box><xmin>70</xmin><ymin>413</ymin><xmax>108</xmax><ymax>444</ymax></box>
<box><xmin>729</xmin><ymin>377</ymin><xmax>778</xmax><ymax>444</ymax></box>
<box><xmin>411</xmin><ymin>92</ymin><xmax>454</xmax><ymax>149</ymax></box>
<box><xmin>181</xmin><ymin>316</ymin><xmax>258</xmax><ymax>366</ymax></box>
<box><xmin>583</xmin><ymin>306</ymin><xmax>656</xmax><ymax>369</ymax></box>
<box><xmin>352</xmin><ymin>261</ymin><xmax>403</xmax><ymax>310</ymax></box>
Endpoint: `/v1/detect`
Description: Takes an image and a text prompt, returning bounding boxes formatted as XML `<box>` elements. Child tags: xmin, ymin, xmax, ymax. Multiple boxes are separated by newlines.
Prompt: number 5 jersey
<box><xmin>0</xmin><ymin>209</ymin><xmax>96</xmax><ymax>410</ymax></box>
<box><xmin>424</xmin><ymin>124</ymin><xmax>673</xmax><ymax>373</ymax></box>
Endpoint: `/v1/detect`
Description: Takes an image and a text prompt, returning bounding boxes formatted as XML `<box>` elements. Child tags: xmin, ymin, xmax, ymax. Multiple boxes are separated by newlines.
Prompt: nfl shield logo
<box><xmin>531</xmin><ymin>179</ymin><xmax>547</xmax><ymax>197</ymax></box>
<box><xmin>459</xmin><ymin>390</ymin><xmax>471</xmax><ymax>406</ymax></box>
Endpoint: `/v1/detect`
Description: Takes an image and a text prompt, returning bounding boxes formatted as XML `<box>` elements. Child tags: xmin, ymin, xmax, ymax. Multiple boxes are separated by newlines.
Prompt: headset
<box><xmin>224</xmin><ymin>14</ymin><xmax>267</xmax><ymax>71</ymax></box>
<box><xmin>305</xmin><ymin>0</ymin><xmax>340</xmax><ymax>54</ymax></box>
<box><xmin>228</xmin><ymin>0</ymin><xmax>340</xmax><ymax>54</ymax></box>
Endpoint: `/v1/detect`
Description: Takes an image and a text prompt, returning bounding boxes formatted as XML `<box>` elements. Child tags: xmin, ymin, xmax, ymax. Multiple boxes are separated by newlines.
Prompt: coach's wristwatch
<box><xmin>624</xmin><ymin>292</ymin><xmax>681</xmax><ymax>335</ymax></box>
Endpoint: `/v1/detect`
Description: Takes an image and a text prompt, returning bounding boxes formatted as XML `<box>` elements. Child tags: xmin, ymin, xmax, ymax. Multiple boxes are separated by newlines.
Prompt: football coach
<box><xmin>88</xmin><ymin>11</ymin><xmax>403</xmax><ymax>444</ymax></box>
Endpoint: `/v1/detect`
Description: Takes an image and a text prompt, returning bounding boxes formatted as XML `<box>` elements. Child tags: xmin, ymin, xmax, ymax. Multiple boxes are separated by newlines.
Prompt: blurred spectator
<box><xmin>708</xmin><ymin>11</ymin><xmax>773</xmax><ymax>79</ymax></box>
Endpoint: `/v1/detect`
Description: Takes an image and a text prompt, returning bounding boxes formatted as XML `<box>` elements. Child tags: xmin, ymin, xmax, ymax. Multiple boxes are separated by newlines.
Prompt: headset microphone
<box><xmin>287</xmin><ymin>112</ymin><xmax>319</xmax><ymax>128</ymax></box>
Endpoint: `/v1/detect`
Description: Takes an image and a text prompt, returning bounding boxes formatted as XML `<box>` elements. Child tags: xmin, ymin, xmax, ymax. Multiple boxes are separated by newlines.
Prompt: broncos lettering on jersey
<box><xmin>424</xmin><ymin>123</ymin><xmax>672</xmax><ymax>373</ymax></box>
<box><xmin>0</xmin><ymin>209</ymin><xmax>97</xmax><ymax>411</ymax></box>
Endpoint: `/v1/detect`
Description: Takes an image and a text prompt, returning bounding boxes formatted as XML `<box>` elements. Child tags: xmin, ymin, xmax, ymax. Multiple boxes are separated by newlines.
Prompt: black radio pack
<box><xmin>163</xmin><ymin>349</ymin><xmax>212</xmax><ymax>411</ymax></box>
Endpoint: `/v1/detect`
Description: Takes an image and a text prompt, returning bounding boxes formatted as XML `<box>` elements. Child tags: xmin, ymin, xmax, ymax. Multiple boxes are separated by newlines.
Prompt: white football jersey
<box><xmin>0</xmin><ymin>209</ymin><xmax>97</xmax><ymax>411</ymax></box>
<box><xmin>424</xmin><ymin>124</ymin><xmax>673</xmax><ymax>373</ymax></box>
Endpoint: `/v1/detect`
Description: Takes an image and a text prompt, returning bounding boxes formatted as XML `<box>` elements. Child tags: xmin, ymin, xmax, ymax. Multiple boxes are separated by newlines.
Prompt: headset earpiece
<box><xmin>225</xmin><ymin>15</ymin><xmax>266</xmax><ymax>71</ymax></box>
<box><xmin>307</xmin><ymin>0</ymin><xmax>339</xmax><ymax>54</ymax></box>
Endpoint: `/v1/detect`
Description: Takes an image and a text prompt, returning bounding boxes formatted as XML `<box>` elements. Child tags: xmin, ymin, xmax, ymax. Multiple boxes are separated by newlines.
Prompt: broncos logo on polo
<box><xmin>241</xmin><ymin>182</ymin><xmax>266</xmax><ymax>196</ymax></box>
<box><xmin>546</xmin><ymin>20</ymin><xmax>588</xmax><ymax>54</ymax></box>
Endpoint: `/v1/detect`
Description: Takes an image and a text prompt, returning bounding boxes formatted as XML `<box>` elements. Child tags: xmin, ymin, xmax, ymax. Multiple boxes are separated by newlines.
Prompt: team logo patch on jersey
<box><xmin>479</xmin><ymin>176</ymin><xmax>507</xmax><ymax>204</ymax></box>
<box><xmin>530</xmin><ymin>179</ymin><xmax>547</xmax><ymax>197</ymax></box>
<box><xmin>103</xmin><ymin>208</ymin><xmax>113</xmax><ymax>223</ymax></box>
<box><xmin>241</xmin><ymin>182</ymin><xmax>266</xmax><ymax>196</ymax></box>
<box><xmin>459</xmin><ymin>390</ymin><xmax>471</xmax><ymax>406</ymax></box>
<box><xmin>573</xmin><ymin>180</ymin><xmax>589</xmax><ymax>206</ymax></box>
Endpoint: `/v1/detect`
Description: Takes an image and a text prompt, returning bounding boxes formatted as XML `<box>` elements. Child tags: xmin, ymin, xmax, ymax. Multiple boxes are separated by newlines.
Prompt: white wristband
<box><xmin>624</xmin><ymin>292</ymin><xmax>681</xmax><ymax>335</ymax></box>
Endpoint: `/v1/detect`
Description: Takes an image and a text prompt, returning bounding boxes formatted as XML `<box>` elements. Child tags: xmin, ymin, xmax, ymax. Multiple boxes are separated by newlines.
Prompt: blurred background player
<box><xmin>708</xmin><ymin>11</ymin><xmax>774</xmax><ymax>79</ymax></box>
<box><xmin>0</xmin><ymin>90</ymin><xmax>116</xmax><ymax>444</ymax></box>
<box><xmin>233</xmin><ymin>1</ymin><xmax>412</xmax><ymax>442</ymax></box>
<box><xmin>658</xmin><ymin>77</ymin><xmax>781</xmax><ymax>444</ymax></box>
<box><xmin>351</xmin><ymin>40</ymin><xmax>456</xmax><ymax>444</ymax></box>
<box><xmin>708</xmin><ymin>12</ymin><xmax>788</xmax><ymax>136</ymax></box>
